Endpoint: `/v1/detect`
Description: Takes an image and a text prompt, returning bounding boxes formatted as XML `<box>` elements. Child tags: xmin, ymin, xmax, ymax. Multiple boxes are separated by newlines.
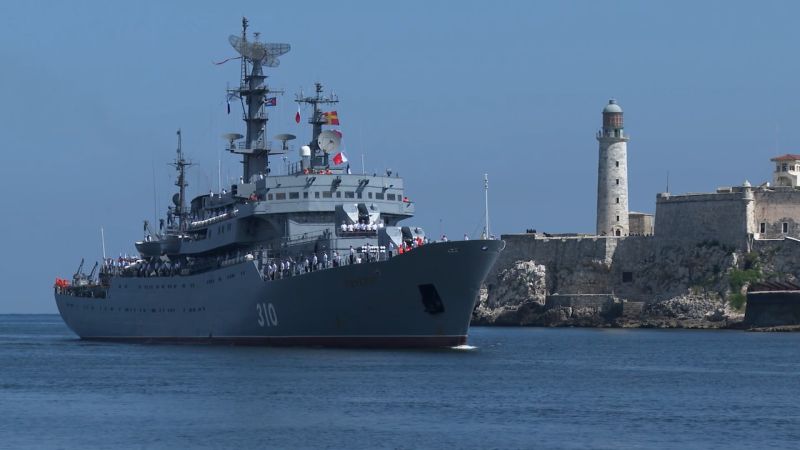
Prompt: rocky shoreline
<box><xmin>471</xmin><ymin>260</ymin><xmax>747</xmax><ymax>330</ymax></box>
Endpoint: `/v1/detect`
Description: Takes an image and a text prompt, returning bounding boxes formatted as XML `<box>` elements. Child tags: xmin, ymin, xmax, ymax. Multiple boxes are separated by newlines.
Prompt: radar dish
<box><xmin>223</xmin><ymin>133</ymin><xmax>244</xmax><ymax>142</ymax></box>
<box><xmin>274</xmin><ymin>133</ymin><xmax>296</xmax><ymax>142</ymax></box>
<box><xmin>229</xmin><ymin>35</ymin><xmax>290</xmax><ymax>67</ymax></box>
<box><xmin>317</xmin><ymin>130</ymin><xmax>341</xmax><ymax>154</ymax></box>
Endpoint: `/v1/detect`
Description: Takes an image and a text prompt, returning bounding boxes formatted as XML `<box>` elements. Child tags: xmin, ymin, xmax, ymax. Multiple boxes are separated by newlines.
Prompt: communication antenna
<box><xmin>317</xmin><ymin>130</ymin><xmax>341</xmax><ymax>154</ymax></box>
<box><xmin>223</xmin><ymin>133</ymin><xmax>244</xmax><ymax>150</ymax></box>
<box><xmin>483</xmin><ymin>173</ymin><xmax>490</xmax><ymax>239</ymax></box>
<box><xmin>274</xmin><ymin>133</ymin><xmax>296</xmax><ymax>151</ymax></box>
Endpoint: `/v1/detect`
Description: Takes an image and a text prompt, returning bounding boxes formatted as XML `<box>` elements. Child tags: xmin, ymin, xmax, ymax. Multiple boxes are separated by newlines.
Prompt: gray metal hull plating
<box><xmin>55</xmin><ymin>241</ymin><xmax>502</xmax><ymax>347</ymax></box>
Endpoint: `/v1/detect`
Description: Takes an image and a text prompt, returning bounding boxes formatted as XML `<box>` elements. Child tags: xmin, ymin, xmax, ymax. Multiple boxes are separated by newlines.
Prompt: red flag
<box><xmin>323</xmin><ymin>111</ymin><xmax>340</xmax><ymax>125</ymax></box>
<box><xmin>295</xmin><ymin>106</ymin><xmax>301</xmax><ymax>124</ymax></box>
<box><xmin>332</xmin><ymin>152</ymin><xmax>348</xmax><ymax>165</ymax></box>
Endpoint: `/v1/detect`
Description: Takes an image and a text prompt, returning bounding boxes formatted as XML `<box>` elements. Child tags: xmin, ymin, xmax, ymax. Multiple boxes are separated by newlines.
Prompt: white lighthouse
<box><xmin>596</xmin><ymin>99</ymin><xmax>629</xmax><ymax>237</ymax></box>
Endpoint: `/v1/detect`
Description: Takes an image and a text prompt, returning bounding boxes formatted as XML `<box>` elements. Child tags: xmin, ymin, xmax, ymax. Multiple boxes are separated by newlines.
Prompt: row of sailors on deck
<box><xmin>103</xmin><ymin>257</ymin><xmax>183</xmax><ymax>278</ymax></box>
<box><xmin>340</xmin><ymin>221</ymin><xmax>385</xmax><ymax>233</ymax></box>
<box><xmin>191</xmin><ymin>207</ymin><xmax>234</xmax><ymax>222</ymax></box>
<box><xmin>263</xmin><ymin>246</ymin><xmax>383</xmax><ymax>280</ymax></box>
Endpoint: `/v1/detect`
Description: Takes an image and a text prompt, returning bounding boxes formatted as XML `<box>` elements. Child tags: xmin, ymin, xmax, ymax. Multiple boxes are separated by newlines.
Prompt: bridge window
<box><xmin>315</xmin><ymin>192</ymin><xmax>320</xmax><ymax>198</ymax></box>
<box><xmin>267</xmin><ymin>194</ymin><xmax>273</xmax><ymax>200</ymax></box>
<box><xmin>336</xmin><ymin>191</ymin><xmax>342</xmax><ymax>198</ymax></box>
<box><xmin>303</xmin><ymin>192</ymin><xmax>309</xmax><ymax>199</ymax></box>
<box><xmin>375</xmin><ymin>193</ymin><xmax>384</xmax><ymax>200</ymax></box>
<box><xmin>345</xmin><ymin>191</ymin><xmax>355</xmax><ymax>198</ymax></box>
<box><xmin>289</xmin><ymin>192</ymin><xmax>299</xmax><ymax>199</ymax></box>
<box><xmin>322</xmin><ymin>191</ymin><xmax>332</xmax><ymax>198</ymax></box>
<box><xmin>387</xmin><ymin>194</ymin><xmax>396</xmax><ymax>200</ymax></box>
<box><xmin>275</xmin><ymin>192</ymin><xmax>286</xmax><ymax>200</ymax></box>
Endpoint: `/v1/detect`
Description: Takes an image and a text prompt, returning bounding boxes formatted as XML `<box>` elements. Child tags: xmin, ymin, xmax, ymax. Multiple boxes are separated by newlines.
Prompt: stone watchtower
<box><xmin>596</xmin><ymin>99</ymin><xmax>630</xmax><ymax>237</ymax></box>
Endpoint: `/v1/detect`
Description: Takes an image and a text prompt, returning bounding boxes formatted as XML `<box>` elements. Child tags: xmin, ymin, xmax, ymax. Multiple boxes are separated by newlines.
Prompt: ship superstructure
<box><xmin>54</xmin><ymin>18</ymin><xmax>503</xmax><ymax>347</ymax></box>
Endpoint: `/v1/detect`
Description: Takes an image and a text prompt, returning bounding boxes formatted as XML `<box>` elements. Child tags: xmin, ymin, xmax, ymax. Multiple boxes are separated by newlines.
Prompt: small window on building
<box><xmin>783</xmin><ymin>164</ymin><xmax>788</xmax><ymax>172</ymax></box>
<box><xmin>616</xmin><ymin>215</ymin><xmax>619</xmax><ymax>222</ymax></box>
<box><xmin>336</xmin><ymin>191</ymin><xmax>341</xmax><ymax>198</ymax></box>
<box><xmin>289</xmin><ymin>192</ymin><xmax>299</xmax><ymax>199</ymax></box>
<box><xmin>783</xmin><ymin>222</ymin><xmax>789</xmax><ymax>233</ymax></box>
<box><xmin>616</xmin><ymin>197</ymin><xmax>620</xmax><ymax>204</ymax></box>
<box><xmin>275</xmin><ymin>192</ymin><xmax>286</xmax><ymax>200</ymax></box>
<box><xmin>315</xmin><ymin>192</ymin><xmax>320</xmax><ymax>198</ymax></box>
<box><xmin>615</xmin><ymin>179</ymin><xmax>619</xmax><ymax>185</ymax></box>
<box><xmin>760</xmin><ymin>222</ymin><xmax>766</xmax><ymax>233</ymax></box>
<box><xmin>375</xmin><ymin>193</ymin><xmax>385</xmax><ymax>200</ymax></box>
<box><xmin>345</xmin><ymin>191</ymin><xmax>355</xmax><ymax>198</ymax></box>
<box><xmin>368</xmin><ymin>192</ymin><xmax>373</xmax><ymax>199</ymax></box>
<box><xmin>303</xmin><ymin>192</ymin><xmax>309</xmax><ymax>199</ymax></box>
<box><xmin>622</xmin><ymin>271</ymin><xmax>633</xmax><ymax>282</ymax></box>
<box><xmin>387</xmin><ymin>194</ymin><xmax>396</xmax><ymax>200</ymax></box>
<box><xmin>615</xmin><ymin>161</ymin><xmax>619</xmax><ymax>167</ymax></box>
<box><xmin>267</xmin><ymin>194</ymin><xmax>273</xmax><ymax>200</ymax></box>
<box><xmin>322</xmin><ymin>191</ymin><xmax>332</xmax><ymax>198</ymax></box>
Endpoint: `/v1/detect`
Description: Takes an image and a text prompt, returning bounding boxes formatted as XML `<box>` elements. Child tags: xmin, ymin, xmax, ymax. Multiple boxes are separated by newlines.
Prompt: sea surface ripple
<box><xmin>1</xmin><ymin>315</ymin><xmax>799</xmax><ymax>449</ymax></box>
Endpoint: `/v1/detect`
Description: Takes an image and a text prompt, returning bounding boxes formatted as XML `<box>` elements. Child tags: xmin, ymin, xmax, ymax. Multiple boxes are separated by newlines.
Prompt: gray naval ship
<box><xmin>54</xmin><ymin>18</ymin><xmax>503</xmax><ymax>347</ymax></box>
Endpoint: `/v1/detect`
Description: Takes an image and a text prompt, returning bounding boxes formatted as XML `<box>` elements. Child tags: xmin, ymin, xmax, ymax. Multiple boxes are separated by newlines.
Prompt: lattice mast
<box><xmin>171</xmin><ymin>129</ymin><xmax>193</xmax><ymax>231</ymax></box>
<box><xmin>226</xmin><ymin>17</ymin><xmax>290</xmax><ymax>181</ymax></box>
<box><xmin>295</xmin><ymin>83</ymin><xmax>338</xmax><ymax>168</ymax></box>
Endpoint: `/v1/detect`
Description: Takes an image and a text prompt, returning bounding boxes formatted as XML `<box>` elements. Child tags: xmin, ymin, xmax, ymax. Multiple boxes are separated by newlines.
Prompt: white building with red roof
<box><xmin>770</xmin><ymin>154</ymin><xmax>800</xmax><ymax>187</ymax></box>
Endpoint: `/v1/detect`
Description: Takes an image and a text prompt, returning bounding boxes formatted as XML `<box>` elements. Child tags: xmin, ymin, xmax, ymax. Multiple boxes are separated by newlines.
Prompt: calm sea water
<box><xmin>1</xmin><ymin>315</ymin><xmax>798</xmax><ymax>449</ymax></box>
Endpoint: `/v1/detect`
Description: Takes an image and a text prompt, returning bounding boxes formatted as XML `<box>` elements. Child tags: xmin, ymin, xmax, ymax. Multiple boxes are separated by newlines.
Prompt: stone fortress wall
<box><xmin>653</xmin><ymin>189</ymin><xmax>754</xmax><ymax>248</ymax></box>
<box><xmin>473</xmin><ymin>99</ymin><xmax>800</xmax><ymax>327</ymax></box>
<box><xmin>753</xmin><ymin>188</ymin><xmax>800</xmax><ymax>238</ymax></box>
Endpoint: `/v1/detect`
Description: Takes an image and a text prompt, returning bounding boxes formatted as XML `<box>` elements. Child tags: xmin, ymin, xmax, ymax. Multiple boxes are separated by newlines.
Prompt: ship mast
<box><xmin>171</xmin><ymin>129</ymin><xmax>192</xmax><ymax>231</ymax></box>
<box><xmin>295</xmin><ymin>83</ymin><xmax>338</xmax><ymax>168</ymax></box>
<box><xmin>225</xmin><ymin>17</ymin><xmax>289</xmax><ymax>182</ymax></box>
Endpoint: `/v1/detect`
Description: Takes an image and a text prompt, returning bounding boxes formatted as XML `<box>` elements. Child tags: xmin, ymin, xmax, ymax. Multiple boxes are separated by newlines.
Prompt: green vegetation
<box><xmin>729</xmin><ymin>292</ymin><xmax>747</xmax><ymax>310</ymax></box>
<box><xmin>742</xmin><ymin>251</ymin><xmax>761</xmax><ymax>270</ymax></box>
<box><xmin>727</xmin><ymin>267</ymin><xmax>762</xmax><ymax>311</ymax></box>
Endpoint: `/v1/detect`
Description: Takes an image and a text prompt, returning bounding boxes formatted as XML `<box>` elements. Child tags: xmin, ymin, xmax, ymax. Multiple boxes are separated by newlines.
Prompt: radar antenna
<box><xmin>222</xmin><ymin>17</ymin><xmax>290</xmax><ymax>182</ymax></box>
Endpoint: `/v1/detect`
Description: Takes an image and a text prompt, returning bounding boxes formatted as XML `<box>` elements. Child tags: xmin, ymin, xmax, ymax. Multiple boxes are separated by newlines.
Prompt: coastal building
<box><xmin>654</xmin><ymin>155</ymin><xmax>800</xmax><ymax>244</ymax></box>
<box><xmin>628</xmin><ymin>212</ymin><xmax>654</xmax><ymax>236</ymax></box>
<box><xmin>771</xmin><ymin>154</ymin><xmax>800</xmax><ymax>187</ymax></box>
<box><xmin>596</xmin><ymin>99</ymin><xmax>630</xmax><ymax>237</ymax></box>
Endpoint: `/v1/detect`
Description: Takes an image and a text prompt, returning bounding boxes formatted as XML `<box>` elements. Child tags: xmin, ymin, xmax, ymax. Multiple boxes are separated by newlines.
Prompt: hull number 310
<box><xmin>256</xmin><ymin>302</ymin><xmax>279</xmax><ymax>327</ymax></box>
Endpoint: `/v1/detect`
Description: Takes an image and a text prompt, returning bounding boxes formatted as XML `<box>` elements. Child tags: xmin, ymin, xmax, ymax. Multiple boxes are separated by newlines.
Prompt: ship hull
<box><xmin>55</xmin><ymin>240</ymin><xmax>502</xmax><ymax>348</ymax></box>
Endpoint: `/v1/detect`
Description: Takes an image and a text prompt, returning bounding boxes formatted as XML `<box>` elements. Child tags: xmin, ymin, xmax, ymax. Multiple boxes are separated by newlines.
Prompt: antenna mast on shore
<box><xmin>483</xmin><ymin>173</ymin><xmax>490</xmax><ymax>239</ymax></box>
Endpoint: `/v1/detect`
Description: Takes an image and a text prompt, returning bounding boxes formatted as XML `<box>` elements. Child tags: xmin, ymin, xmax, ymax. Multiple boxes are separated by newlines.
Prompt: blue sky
<box><xmin>2</xmin><ymin>1</ymin><xmax>799</xmax><ymax>312</ymax></box>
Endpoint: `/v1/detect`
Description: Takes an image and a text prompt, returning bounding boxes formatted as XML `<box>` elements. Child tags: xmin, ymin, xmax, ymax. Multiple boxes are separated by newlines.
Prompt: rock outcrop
<box><xmin>472</xmin><ymin>261</ymin><xmax>546</xmax><ymax>325</ymax></box>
